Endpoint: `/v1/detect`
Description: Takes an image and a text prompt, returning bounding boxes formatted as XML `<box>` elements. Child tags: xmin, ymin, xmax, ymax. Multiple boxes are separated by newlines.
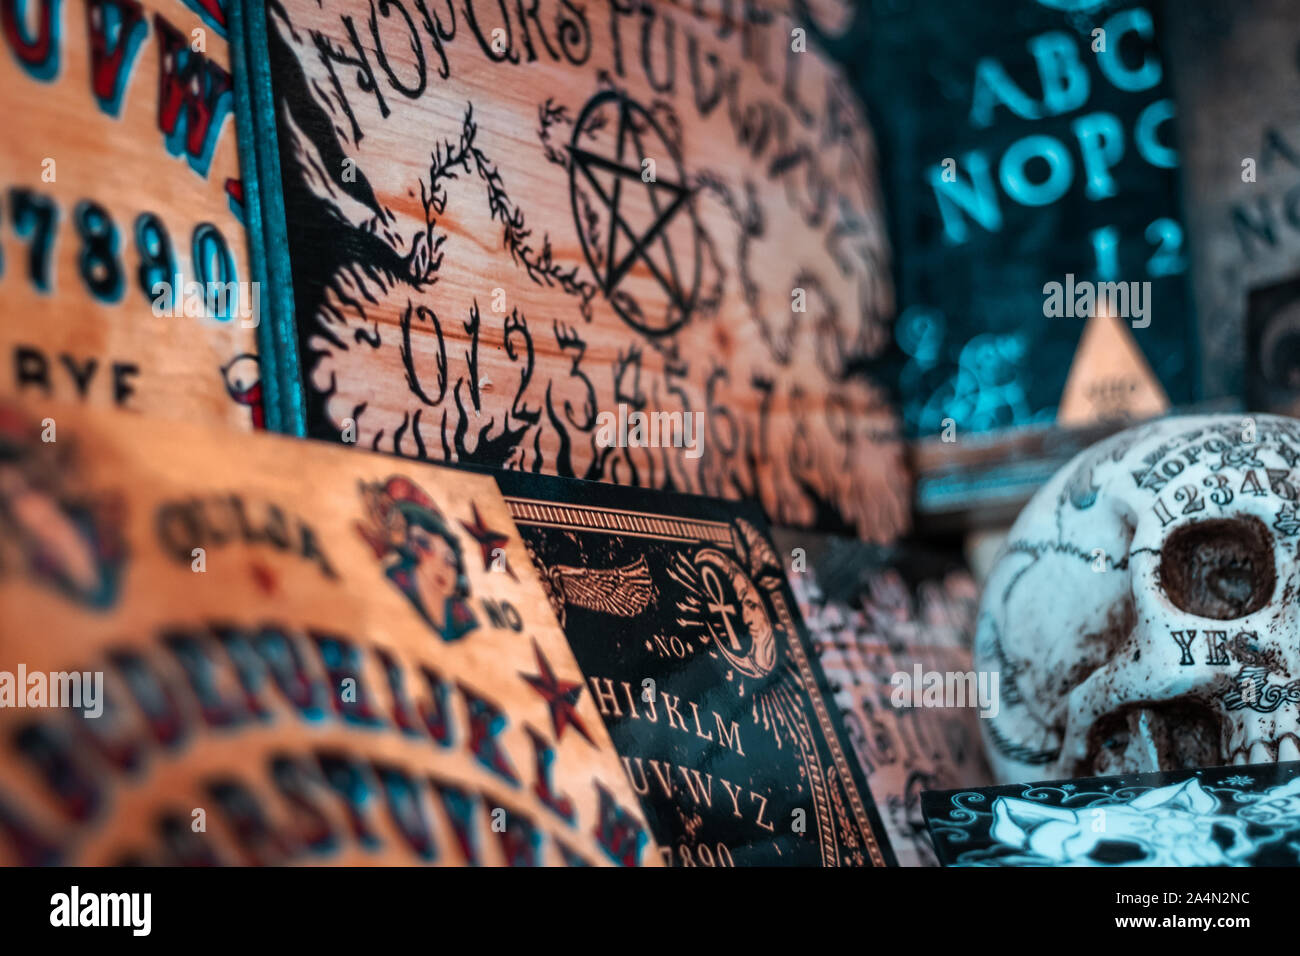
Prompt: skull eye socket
<box><xmin>1159</xmin><ymin>517</ymin><xmax>1275</xmax><ymax>620</ymax></box>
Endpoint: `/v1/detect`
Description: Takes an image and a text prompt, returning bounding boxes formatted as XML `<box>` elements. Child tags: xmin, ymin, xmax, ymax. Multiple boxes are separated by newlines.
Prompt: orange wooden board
<box><xmin>254</xmin><ymin>0</ymin><xmax>908</xmax><ymax>540</ymax></box>
<box><xmin>0</xmin><ymin>399</ymin><xmax>657</xmax><ymax>865</ymax></box>
<box><xmin>0</xmin><ymin>0</ymin><xmax>261</xmax><ymax>428</ymax></box>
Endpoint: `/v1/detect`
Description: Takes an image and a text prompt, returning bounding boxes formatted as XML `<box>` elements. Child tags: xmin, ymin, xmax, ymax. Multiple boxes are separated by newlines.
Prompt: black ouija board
<box><xmin>861</xmin><ymin>0</ymin><xmax>1197</xmax><ymax>439</ymax></box>
<box><xmin>493</xmin><ymin>471</ymin><xmax>895</xmax><ymax>867</ymax></box>
<box><xmin>923</xmin><ymin>761</ymin><xmax>1300</xmax><ymax>867</ymax></box>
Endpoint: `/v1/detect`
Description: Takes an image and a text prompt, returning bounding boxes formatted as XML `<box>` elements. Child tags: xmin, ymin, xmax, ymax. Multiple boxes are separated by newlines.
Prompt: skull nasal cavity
<box><xmin>1159</xmin><ymin>517</ymin><xmax>1275</xmax><ymax>620</ymax></box>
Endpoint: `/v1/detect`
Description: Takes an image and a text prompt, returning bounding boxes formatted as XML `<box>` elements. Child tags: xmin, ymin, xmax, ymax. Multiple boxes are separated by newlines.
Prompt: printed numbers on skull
<box><xmin>975</xmin><ymin>415</ymin><xmax>1300</xmax><ymax>782</ymax></box>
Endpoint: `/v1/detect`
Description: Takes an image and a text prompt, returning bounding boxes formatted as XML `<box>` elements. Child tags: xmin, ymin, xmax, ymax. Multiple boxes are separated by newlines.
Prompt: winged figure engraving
<box><xmin>538</xmin><ymin>553</ymin><xmax>656</xmax><ymax>627</ymax></box>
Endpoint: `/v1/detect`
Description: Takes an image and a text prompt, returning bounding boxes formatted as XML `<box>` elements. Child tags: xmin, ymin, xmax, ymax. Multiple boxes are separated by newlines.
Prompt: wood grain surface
<box><xmin>0</xmin><ymin>0</ymin><xmax>261</xmax><ymax>428</ymax></box>
<box><xmin>0</xmin><ymin>398</ymin><xmax>657</xmax><ymax>865</ymax></box>
<box><xmin>251</xmin><ymin>0</ymin><xmax>908</xmax><ymax>541</ymax></box>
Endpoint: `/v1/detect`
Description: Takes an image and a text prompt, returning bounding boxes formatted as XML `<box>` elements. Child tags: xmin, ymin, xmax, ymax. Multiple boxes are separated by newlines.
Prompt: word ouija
<box><xmin>154</xmin><ymin>493</ymin><xmax>337</xmax><ymax>578</ymax></box>
<box><xmin>0</xmin><ymin>621</ymin><xmax>647</xmax><ymax>866</ymax></box>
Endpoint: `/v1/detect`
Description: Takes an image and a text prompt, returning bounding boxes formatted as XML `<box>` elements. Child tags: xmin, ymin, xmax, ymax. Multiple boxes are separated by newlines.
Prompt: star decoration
<box><xmin>520</xmin><ymin>638</ymin><xmax>595</xmax><ymax>746</ymax></box>
<box><xmin>568</xmin><ymin>90</ymin><xmax>698</xmax><ymax>337</ymax></box>
<box><xmin>249</xmin><ymin>561</ymin><xmax>278</xmax><ymax>595</ymax></box>
<box><xmin>459</xmin><ymin>502</ymin><xmax>516</xmax><ymax>579</ymax></box>
<box><xmin>571</xmin><ymin>119</ymin><xmax>692</xmax><ymax>306</ymax></box>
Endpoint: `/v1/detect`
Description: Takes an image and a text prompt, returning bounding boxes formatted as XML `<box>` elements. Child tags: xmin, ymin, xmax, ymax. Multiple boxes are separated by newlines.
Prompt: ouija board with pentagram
<box><xmin>494</xmin><ymin>469</ymin><xmax>896</xmax><ymax>866</ymax></box>
<box><xmin>230</xmin><ymin>0</ymin><xmax>908</xmax><ymax>542</ymax></box>
<box><xmin>0</xmin><ymin>399</ymin><xmax>656</xmax><ymax>866</ymax></box>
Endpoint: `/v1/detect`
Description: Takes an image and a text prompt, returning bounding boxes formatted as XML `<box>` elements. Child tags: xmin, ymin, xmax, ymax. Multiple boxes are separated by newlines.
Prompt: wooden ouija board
<box><xmin>495</xmin><ymin>469</ymin><xmax>895</xmax><ymax>866</ymax></box>
<box><xmin>0</xmin><ymin>400</ymin><xmax>656</xmax><ymax>866</ymax></box>
<box><xmin>0</xmin><ymin>0</ymin><xmax>264</xmax><ymax>428</ymax></box>
<box><xmin>231</xmin><ymin>0</ymin><xmax>908</xmax><ymax>541</ymax></box>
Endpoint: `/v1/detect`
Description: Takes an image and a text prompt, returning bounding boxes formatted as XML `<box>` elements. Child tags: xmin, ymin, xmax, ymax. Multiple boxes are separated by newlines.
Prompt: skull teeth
<box><xmin>1226</xmin><ymin>737</ymin><xmax>1300</xmax><ymax>766</ymax></box>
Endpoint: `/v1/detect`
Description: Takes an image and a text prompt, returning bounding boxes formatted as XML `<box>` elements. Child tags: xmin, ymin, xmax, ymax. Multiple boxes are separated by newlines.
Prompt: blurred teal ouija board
<box><xmin>856</xmin><ymin>1</ymin><xmax>1208</xmax><ymax>519</ymax></box>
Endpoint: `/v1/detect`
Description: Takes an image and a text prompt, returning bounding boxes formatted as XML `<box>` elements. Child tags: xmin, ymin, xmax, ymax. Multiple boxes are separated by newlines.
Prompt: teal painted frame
<box><xmin>227</xmin><ymin>0</ymin><xmax>306</xmax><ymax>436</ymax></box>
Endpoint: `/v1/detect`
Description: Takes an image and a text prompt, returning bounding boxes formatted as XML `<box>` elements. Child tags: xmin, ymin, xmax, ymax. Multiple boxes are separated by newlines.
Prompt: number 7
<box><xmin>10</xmin><ymin>187</ymin><xmax>59</xmax><ymax>293</ymax></box>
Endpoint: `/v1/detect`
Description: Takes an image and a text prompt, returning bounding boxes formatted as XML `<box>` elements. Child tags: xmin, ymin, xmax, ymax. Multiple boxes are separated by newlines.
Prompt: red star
<box><xmin>249</xmin><ymin>561</ymin><xmax>278</xmax><ymax>595</ymax></box>
<box><xmin>520</xmin><ymin>638</ymin><xmax>595</xmax><ymax>746</ymax></box>
<box><xmin>460</xmin><ymin>502</ymin><xmax>516</xmax><ymax>580</ymax></box>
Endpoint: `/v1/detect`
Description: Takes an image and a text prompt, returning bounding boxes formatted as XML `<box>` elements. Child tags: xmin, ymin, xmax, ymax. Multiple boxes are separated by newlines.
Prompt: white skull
<box><xmin>975</xmin><ymin>414</ymin><xmax>1300</xmax><ymax>782</ymax></box>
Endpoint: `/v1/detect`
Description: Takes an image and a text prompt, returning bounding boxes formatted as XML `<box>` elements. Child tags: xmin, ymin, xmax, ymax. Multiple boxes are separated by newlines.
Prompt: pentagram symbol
<box><xmin>569</xmin><ymin>90</ymin><xmax>701</xmax><ymax>337</ymax></box>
